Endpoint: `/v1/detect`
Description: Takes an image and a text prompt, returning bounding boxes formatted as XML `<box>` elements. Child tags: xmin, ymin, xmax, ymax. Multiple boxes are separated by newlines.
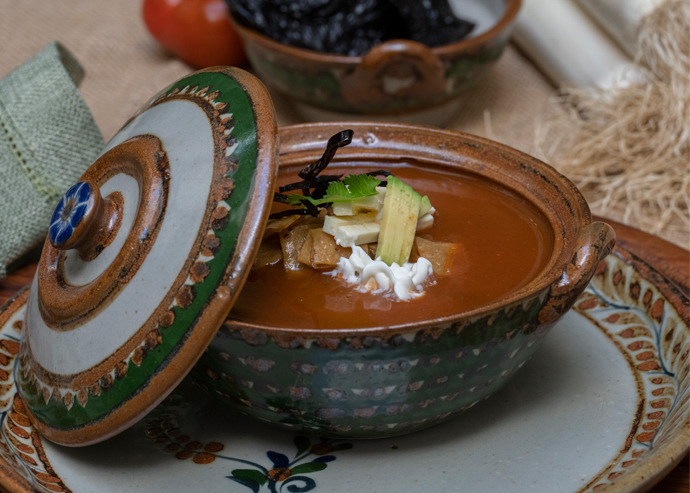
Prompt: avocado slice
<box><xmin>377</xmin><ymin>176</ymin><xmax>421</xmax><ymax>266</ymax></box>
<box><xmin>419</xmin><ymin>195</ymin><xmax>433</xmax><ymax>217</ymax></box>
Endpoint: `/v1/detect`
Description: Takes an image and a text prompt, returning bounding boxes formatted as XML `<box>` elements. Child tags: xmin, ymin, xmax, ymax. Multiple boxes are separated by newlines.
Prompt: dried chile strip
<box><xmin>272</xmin><ymin>129</ymin><xmax>353</xmax><ymax>214</ymax></box>
<box><xmin>268</xmin><ymin>209</ymin><xmax>316</xmax><ymax>219</ymax></box>
<box><xmin>364</xmin><ymin>169</ymin><xmax>392</xmax><ymax>186</ymax></box>
<box><xmin>279</xmin><ymin>175</ymin><xmax>343</xmax><ymax>192</ymax></box>
<box><xmin>269</xmin><ymin>199</ymin><xmax>322</xmax><ymax>219</ymax></box>
<box><xmin>298</xmin><ymin>130</ymin><xmax>354</xmax><ymax>181</ymax></box>
<box><xmin>365</xmin><ymin>170</ymin><xmax>392</xmax><ymax>177</ymax></box>
<box><xmin>273</xmin><ymin>192</ymin><xmax>290</xmax><ymax>203</ymax></box>
<box><xmin>301</xmin><ymin>200</ymin><xmax>322</xmax><ymax>216</ymax></box>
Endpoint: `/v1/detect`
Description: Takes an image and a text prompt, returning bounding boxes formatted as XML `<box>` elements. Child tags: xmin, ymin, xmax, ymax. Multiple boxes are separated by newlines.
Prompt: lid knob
<box><xmin>48</xmin><ymin>181</ymin><xmax>122</xmax><ymax>261</ymax></box>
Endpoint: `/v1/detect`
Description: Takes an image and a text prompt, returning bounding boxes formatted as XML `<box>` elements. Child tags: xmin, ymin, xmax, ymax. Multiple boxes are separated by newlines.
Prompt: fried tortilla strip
<box><xmin>360</xmin><ymin>242</ymin><xmax>377</xmax><ymax>259</ymax></box>
<box><xmin>408</xmin><ymin>239</ymin><xmax>421</xmax><ymax>263</ymax></box>
<box><xmin>264</xmin><ymin>215</ymin><xmax>301</xmax><ymax>238</ymax></box>
<box><xmin>297</xmin><ymin>230</ymin><xmax>314</xmax><ymax>265</ymax></box>
<box><xmin>310</xmin><ymin>228</ymin><xmax>352</xmax><ymax>269</ymax></box>
<box><xmin>414</xmin><ymin>237</ymin><xmax>459</xmax><ymax>275</ymax></box>
<box><xmin>279</xmin><ymin>224</ymin><xmax>312</xmax><ymax>271</ymax></box>
<box><xmin>296</xmin><ymin>212</ymin><xmax>327</xmax><ymax>226</ymax></box>
<box><xmin>253</xmin><ymin>238</ymin><xmax>283</xmax><ymax>269</ymax></box>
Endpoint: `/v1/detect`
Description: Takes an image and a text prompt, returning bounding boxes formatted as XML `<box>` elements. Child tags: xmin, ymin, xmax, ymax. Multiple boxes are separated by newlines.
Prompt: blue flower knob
<box><xmin>48</xmin><ymin>180</ymin><xmax>123</xmax><ymax>260</ymax></box>
<box><xmin>48</xmin><ymin>181</ymin><xmax>123</xmax><ymax>261</ymax></box>
<box><xmin>49</xmin><ymin>182</ymin><xmax>94</xmax><ymax>249</ymax></box>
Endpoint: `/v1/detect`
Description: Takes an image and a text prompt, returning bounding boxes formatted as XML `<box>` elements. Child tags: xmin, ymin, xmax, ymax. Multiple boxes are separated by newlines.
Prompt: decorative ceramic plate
<box><xmin>0</xmin><ymin>243</ymin><xmax>687</xmax><ymax>493</ymax></box>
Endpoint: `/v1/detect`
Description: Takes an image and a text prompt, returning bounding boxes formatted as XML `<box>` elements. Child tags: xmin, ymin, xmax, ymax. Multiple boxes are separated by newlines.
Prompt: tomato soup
<box><xmin>229</xmin><ymin>163</ymin><xmax>554</xmax><ymax>329</ymax></box>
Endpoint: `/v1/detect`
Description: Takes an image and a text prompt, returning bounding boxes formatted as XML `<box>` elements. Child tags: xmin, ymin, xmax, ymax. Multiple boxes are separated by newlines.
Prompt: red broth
<box><xmin>229</xmin><ymin>163</ymin><xmax>554</xmax><ymax>329</ymax></box>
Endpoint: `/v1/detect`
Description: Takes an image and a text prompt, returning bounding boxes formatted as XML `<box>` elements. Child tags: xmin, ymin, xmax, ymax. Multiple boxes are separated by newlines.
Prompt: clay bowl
<box><xmin>190</xmin><ymin>122</ymin><xmax>616</xmax><ymax>438</ymax></box>
<box><xmin>230</xmin><ymin>0</ymin><xmax>521</xmax><ymax>123</ymax></box>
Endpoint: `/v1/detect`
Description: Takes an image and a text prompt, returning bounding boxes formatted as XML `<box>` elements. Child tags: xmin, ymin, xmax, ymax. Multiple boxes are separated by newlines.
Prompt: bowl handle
<box><xmin>341</xmin><ymin>40</ymin><xmax>446</xmax><ymax>110</ymax></box>
<box><xmin>538</xmin><ymin>222</ymin><xmax>616</xmax><ymax>325</ymax></box>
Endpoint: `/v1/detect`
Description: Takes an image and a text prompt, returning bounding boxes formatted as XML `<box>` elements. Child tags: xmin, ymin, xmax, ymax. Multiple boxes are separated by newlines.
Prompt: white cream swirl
<box><xmin>331</xmin><ymin>246</ymin><xmax>434</xmax><ymax>301</ymax></box>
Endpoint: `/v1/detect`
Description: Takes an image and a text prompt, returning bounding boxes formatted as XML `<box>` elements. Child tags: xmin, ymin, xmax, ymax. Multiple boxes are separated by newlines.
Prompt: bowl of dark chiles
<box><xmin>226</xmin><ymin>0</ymin><xmax>522</xmax><ymax>123</ymax></box>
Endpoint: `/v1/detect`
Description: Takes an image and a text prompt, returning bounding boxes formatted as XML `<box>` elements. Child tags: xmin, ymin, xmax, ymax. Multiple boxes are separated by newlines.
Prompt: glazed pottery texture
<box><xmin>16</xmin><ymin>68</ymin><xmax>278</xmax><ymax>446</ymax></box>
<box><xmin>230</xmin><ymin>0</ymin><xmax>521</xmax><ymax>115</ymax></box>
<box><xmin>190</xmin><ymin>122</ymin><xmax>616</xmax><ymax>438</ymax></box>
<box><xmin>193</xmin><ymin>292</ymin><xmax>553</xmax><ymax>438</ymax></box>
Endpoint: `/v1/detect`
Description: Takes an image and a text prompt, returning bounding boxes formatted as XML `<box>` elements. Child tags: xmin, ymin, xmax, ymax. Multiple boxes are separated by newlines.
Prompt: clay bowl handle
<box><xmin>539</xmin><ymin>222</ymin><xmax>616</xmax><ymax>325</ymax></box>
<box><xmin>359</xmin><ymin>39</ymin><xmax>441</xmax><ymax>72</ymax></box>
<box><xmin>341</xmin><ymin>40</ymin><xmax>446</xmax><ymax>110</ymax></box>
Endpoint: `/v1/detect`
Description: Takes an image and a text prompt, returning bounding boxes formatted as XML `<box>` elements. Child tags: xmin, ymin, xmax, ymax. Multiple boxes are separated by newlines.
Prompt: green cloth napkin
<box><xmin>0</xmin><ymin>42</ymin><xmax>104</xmax><ymax>279</ymax></box>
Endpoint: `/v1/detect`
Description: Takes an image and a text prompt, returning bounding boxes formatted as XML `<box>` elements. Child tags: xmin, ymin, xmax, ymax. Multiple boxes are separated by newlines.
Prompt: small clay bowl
<box><xmin>230</xmin><ymin>0</ymin><xmax>521</xmax><ymax>123</ymax></box>
<box><xmin>190</xmin><ymin>121</ymin><xmax>616</xmax><ymax>438</ymax></box>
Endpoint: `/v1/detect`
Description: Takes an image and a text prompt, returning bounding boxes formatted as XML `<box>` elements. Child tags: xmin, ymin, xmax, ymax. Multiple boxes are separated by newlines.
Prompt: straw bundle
<box><xmin>537</xmin><ymin>0</ymin><xmax>689</xmax><ymax>247</ymax></box>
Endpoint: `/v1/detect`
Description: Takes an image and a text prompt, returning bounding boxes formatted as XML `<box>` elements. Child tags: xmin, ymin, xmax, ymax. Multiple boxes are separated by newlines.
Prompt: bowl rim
<box><xmin>227</xmin><ymin>122</ymin><xmax>593</xmax><ymax>338</ymax></box>
<box><xmin>229</xmin><ymin>0</ymin><xmax>523</xmax><ymax>63</ymax></box>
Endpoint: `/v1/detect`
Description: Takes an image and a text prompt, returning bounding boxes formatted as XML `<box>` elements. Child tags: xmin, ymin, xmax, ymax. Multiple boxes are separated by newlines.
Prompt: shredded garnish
<box><xmin>286</xmin><ymin>174</ymin><xmax>381</xmax><ymax>206</ymax></box>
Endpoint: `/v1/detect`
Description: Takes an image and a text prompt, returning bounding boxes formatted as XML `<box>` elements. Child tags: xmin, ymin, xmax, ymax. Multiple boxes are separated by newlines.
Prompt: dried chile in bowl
<box><xmin>225</xmin><ymin>0</ymin><xmax>475</xmax><ymax>56</ymax></box>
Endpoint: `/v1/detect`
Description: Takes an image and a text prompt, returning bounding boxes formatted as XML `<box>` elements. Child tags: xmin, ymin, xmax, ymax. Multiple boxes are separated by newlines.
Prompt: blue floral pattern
<box><xmin>226</xmin><ymin>436</ymin><xmax>353</xmax><ymax>493</ymax></box>
<box><xmin>49</xmin><ymin>182</ymin><xmax>91</xmax><ymax>247</ymax></box>
<box><xmin>145</xmin><ymin>406</ymin><xmax>353</xmax><ymax>493</ymax></box>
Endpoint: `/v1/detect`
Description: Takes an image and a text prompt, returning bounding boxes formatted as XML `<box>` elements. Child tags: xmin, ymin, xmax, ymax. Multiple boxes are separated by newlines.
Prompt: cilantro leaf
<box><xmin>285</xmin><ymin>194</ymin><xmax>315</xmax><ymax>206</ymax></box>
<box><xmin>321</xmin><ymin>180</ymin><xmax>351</xmax><ymax>203</ymax></box>
<box><xmin>342</xmin><ymin>174</ymin><xmax>380</xmax><ymax>199</ymax></box>
<box><xmin>285</xmin><ymin>174</ymin><xmax>381</xmax><ymax>206</ymax></box>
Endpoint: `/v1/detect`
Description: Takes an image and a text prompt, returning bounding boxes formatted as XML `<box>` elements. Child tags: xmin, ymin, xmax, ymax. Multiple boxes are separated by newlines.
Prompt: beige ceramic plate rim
<box><xmin>593</xmin><ymin>247</ymin><xmax>689</xmax><ymax>493</ymax></box>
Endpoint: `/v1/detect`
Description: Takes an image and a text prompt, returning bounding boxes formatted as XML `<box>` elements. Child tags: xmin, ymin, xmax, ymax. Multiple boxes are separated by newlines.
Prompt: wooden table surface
<box><xmin>0</xmin><ymin>217</ymin><xmax>687</xmax><ymax>492</ymax></box>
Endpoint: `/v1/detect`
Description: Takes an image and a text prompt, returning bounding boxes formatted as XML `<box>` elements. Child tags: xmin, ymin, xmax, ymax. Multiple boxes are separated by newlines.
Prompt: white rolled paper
<box><xmin>574</xmin><ymin>0</ymin><xmax>664</xmax><ymax>57</ymax></box>
<box><xmin>512</xmin><ymin>0</ymin><xmax>632</xmax><ymax>88</ymax></box>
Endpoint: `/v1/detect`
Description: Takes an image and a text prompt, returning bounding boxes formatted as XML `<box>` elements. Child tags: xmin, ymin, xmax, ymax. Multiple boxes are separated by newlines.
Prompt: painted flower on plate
<box><xmin>227</xmin><ymin>436</ymin><xmax>353</xmax><ymax>493</ymax></box>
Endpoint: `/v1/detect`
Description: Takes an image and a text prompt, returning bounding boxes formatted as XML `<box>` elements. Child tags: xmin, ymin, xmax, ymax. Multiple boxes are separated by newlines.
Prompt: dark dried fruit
<box><xmin>226</xmin><ymin>0</ymin><xmax>474</xmax><ymax>56</ymax></box>
<box><xmin>390</xmin><ymin>0</ymin><xmax>474</xmax><ymax>47</ymax></box>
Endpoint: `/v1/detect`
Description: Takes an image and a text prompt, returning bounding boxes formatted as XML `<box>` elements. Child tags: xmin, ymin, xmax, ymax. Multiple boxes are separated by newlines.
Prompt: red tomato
<box><xmin>143</xmin><ymin>0</ymin><xmax>247</xmax><ymax>69</ymax></box>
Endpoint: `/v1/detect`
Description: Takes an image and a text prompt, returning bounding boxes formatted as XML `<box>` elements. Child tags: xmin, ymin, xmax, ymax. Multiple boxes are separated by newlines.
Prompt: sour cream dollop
<box><xmin>331</xmin><ymin>246</ymin><xmax>434</xmax><ymax>301</ymax></box>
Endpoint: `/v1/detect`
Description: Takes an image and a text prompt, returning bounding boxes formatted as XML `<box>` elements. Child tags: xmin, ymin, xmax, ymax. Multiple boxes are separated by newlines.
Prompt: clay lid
<box><xmin>17</xmin><ymin>67</ymin><xmax>278</xmax><ymax>446</ymax></box>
